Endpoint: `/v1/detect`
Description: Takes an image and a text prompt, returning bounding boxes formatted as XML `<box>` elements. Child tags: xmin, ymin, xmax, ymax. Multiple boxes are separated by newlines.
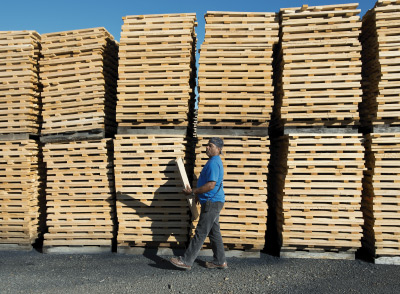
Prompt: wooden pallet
<box><xmin>117</xmin><ymin>14</ymin><xmax>197</xmax><ymax>126</ymax></box>
<box><xmin>114</xmin><ymin>134</ymin><xmax>192</xmax><ymax>248</ymax></box>
<box><xmin>191</xmin><ymin>131</ymin><xmax>270</xmax><ymax>250</ymax></box>
<box><xmin>281</xmin><ymin>134</ymin><xmax>365</xmax><ymax>252</ymax></box>
<box><xmin>40</xmin><ymin>28</ymin><xmax>118</xmax><ymax>136</ymax></box>
<box><xmin>360</xmin><ymin>1</ymin><xmax>400</xmax><ymax>127</ymax></box>
<box><xmin>278</xmin><ymin>4</ymin><xmax>362</xmax><ymax>127</ymax></box>
<box><xmin>43</xmin><ymin>139</ymin><xmax>115</xmax><ymax>249</ymax></box>
<box><xmin>362</xmin><ymin>133</ymin><xmax>400</xmax><ymax>257</ymax></box>
<box><xmin>197</xmin><ymin>12</ymin><xmax>278</xmax><ymax>127</ymax></box>
<box><xmin>0</xmin><ymin>139</ymin><xmax>43</xmax><ymax>248</ymax></box>
<box><xmin>0</xmin><ymin>31</ymin><xmax>41</xmax><ymax>134</ymax></box>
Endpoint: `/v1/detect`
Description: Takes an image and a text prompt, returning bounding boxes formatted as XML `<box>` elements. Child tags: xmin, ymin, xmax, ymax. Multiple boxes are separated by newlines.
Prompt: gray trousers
<box><xmin>181</xmin><ymin>201</ymin><xmax>226</xmax><ymax>266</ymax></box>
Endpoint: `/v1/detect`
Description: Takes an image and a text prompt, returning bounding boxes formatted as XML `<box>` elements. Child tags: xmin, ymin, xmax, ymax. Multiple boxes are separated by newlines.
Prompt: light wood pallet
<box><xmin>0</xmin><ymin>139</ymin><xmax>44</xmax><ymax>249</ymax></box>
<box><xmin>197</xmin><ymin>12</ymin><xmax>278</xmax><ymax>127</ymax></box>
<box><xmin>117</xmin><ymin>14</ymin><xmax>197</xmax><ymax>126</ymax></box>
<box><xmin>40</xmin><ymin>28</ymin><xmax>118</xmax><ymax>137</ymax></box>
<box><xmin>202</xmin><ymin>11</ymin><xmax>279</xmax><ymax>46</ymax></box>
<box><xmin>114</xmin><ymin>134</ymin><xmax>192</xmax><ymax>248</ymax></box>
<box><xmin>279</xmin><ymin>4</ymin><xmax>362</xmax><ymax>127</ymax></box>
<box><xmin>43</xmin><ymin>139</ymin><xmax>115</xmax><ymax>250</ymax></box>
<box><xmin>192</xmin><ymin>132</ymin><xmax>270</xmax><ymax>250</ymax></box>
<box><xmin>360</xmin><ymin>1</ymin><xmax>400</xmax><ymax>127</ymax></box>
<box><xmin>282</xmin><ymin>134</ymin><xmax>365</xmax><ymax>253</ymax></box>
<box><xmin>0</xmin><ymin>31</ymin><xmax>41</xmax><ymax>134</ymax></box>
<box><xmin>362</xmin><ymin>133</ymin><xmax>400</xmax><ymax>258</ymax></box>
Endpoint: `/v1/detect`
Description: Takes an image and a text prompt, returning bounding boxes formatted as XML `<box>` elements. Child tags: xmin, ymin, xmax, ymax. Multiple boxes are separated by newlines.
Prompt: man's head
<box><xmin>206</xmin><ymin>137</ymin><xmax>224</xmax><ymax>158</ymax></box>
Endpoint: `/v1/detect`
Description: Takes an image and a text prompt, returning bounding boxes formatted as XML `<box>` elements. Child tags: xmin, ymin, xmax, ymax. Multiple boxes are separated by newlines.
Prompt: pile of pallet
<box><xmin>0</xmin><ymin>31</ymin><xmax>41</xmax><ymax>135</ymax></box>
<box><xmin>360</xmin><ymin>0</ymin><xmax>400</xmax><ymax>263</ymax></box>
<box><xmin>115</xmin><ymin>13</ymin><xmax>197</xmax><ymax>252</ymax></box>
<box><xmin>0</xmin><ymin>140</ymin><xmax>44</xmax><ymax>250</ymax></box>
<box><xmin>277</xmin><ymin>3</ymin><xmax>362</xmax><ymax>127</ymax></box>
<box><xmin>194</xmin><ymin>12</ymin><xmax>279</xmax><ymax>252</ymax></box>
<box><xmin>360</xmin><ymin>0</ymin><xmax>400</xmax><ymax>127</ymax></box>
<box><xmin>114</xmin><ymin>133</ymin><xmax>191</xmax><ymax>250</ymax></box>
<box><xmin>198</xmin><ymin>12</ymin><xmax>278</xmax><ymax>127</ymax></box>
<box><xmin>363</xmin><ymin>133</ymin><xmax>400</xmax><ymax>260</ymax></box>
<box><xmin>41</xmin><ymin>28</ymin><xmax>118</xmax><ymax>253</ymax></box>
<box><xmin>193</xmin><ymin>130</ymin><xmax>270</xmax><ymax>251</ymax></box>
<box><xmin>275</xmin><ymin>4</ymin><xmax>365</xmax><ymax>259</ymax></box>
<box><xmin>0</xmin><ymin>31</ymin><xmax>44</xmax><ymax>250</ymax></box>
<box><xmin>116</xmin><ymin>13</ymin><xmax>197</xmax><ymax>127</ymax></box>
<box><xmin>282</xmin><ymin>134</ymin><xmax>364</xmax><ymax>257</ymax></box>
<box><xmin>40</xmin><ymin>28</ymin><xmax>118</xmax><ymax>139</ymax></box>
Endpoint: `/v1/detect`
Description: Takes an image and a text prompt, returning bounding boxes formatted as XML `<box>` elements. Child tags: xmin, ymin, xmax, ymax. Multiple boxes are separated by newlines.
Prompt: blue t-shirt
<box><xmin>197</xmin><ymin>155</ymin><xmax>224</xmax><ymax>204</ymax></box>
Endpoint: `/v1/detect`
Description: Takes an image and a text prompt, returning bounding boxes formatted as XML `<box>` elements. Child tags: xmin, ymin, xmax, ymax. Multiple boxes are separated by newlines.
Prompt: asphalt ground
<box><xmin>0</xmin><ymin>250</ymin><xmax>399</xmax><ymax>294</ymax></box>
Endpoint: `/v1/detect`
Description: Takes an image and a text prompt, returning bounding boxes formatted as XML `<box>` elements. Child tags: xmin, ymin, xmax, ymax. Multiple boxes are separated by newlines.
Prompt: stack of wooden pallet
<box><xmin>43</xmin><ymin>140</ymin><xmax>115</xmax><ymax>253</ymax></box>
<box><xmin>360</xmin><ymin>0</ymin><xmax>400</xmax><ymax>263</ymax></box>
<box><xmin>275</xmin><ymin>4</ymin><xmax>365</xmax><ymax>259</ymax></box>
<box><xmin>40</xmin><ymin>28</ymin><xmax>118</xmax><ymax>139</ymax></box>
<box><xmin>114</xmin><ymin>133</ymin><xmax>190</xmax><ymax>250</ymax></box>
<box><xmin>41</xmin><ymin>28</ymin><xmax>118</xmax><ymax>253</ymax></box>
<box><xmin>278</xmin><ymin>3</ymin><xmax>362</xmax><ymax>127</ymax></box>
<box><xmin>193</xmin><ymin>11</ymin><xmax>278</xmax><ymax>252</ymax></box>
<box><xmin>198</xmin><ymin>12</ymin><xmax>278</xmax><ymax>127</ymax></box>
<box><xmin>282</xmin><ymin>134</ymin><xmax>364</xmax><ymax>257</ymax></box>
<box><xmin>0</xmin><ymin>31</ymin><xmax>41</xmax><ymax>135</ymax></box>
<box><xmin>360</xmin><ymin>0</ymin><xmax>400</xmax><ymax>127</ymax></box>
<box><xmin>0</xmin><ymin>31</ymin><xmax>44</xmax><ymax>250</ymax></box>
<box><xmin>363</xmin><ymin>133</ymin><xmax>400</xmax><ymax>260</ymax></box>
<box><xmin>115</xmin><ymin>13</ymin><xmax>198</xmax><ymax>252</ymax></box>
<box><xmin>193</xmin><ymin>132</ymin><xmax>270</xmax><ymax>251</ymax></box>
<box><xmin>0</xmin><ymin>140</ymin><xmax>44</xmax><ymax>250</ymax></box>
<box><xmin>117</xmin><ymin>13</ymin><xmax>197</xmax><ymax>127</ymax></box>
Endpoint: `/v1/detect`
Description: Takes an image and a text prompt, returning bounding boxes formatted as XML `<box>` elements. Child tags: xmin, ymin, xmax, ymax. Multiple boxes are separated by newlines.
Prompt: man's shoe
<box><xmin>170</xmin><ymin>257</ymin><xmax>191</xmax><ymax>270</ymax></box>
<box><xmin>205</xmin><ymin>261</ymin><xmax>228</xmax><ymax>269</ymax></box>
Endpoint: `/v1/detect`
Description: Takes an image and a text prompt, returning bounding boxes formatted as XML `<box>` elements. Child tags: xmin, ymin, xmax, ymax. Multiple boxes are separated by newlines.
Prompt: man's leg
<box><xmin>208</xmin><ymin>202</ymin><xmax>226</xmax><ymax>265</ymax></box>
<box><xmin>181</xmin><ymin>202</ymin><xmax>220</xmax><ymax>266</ymax></box>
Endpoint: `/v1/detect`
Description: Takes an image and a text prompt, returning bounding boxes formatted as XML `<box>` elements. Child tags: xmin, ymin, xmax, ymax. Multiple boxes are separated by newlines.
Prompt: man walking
<box><xmin>170</xmin><ymin>137</ymin><xmax>227</xmax><ymax>270</ymax></box>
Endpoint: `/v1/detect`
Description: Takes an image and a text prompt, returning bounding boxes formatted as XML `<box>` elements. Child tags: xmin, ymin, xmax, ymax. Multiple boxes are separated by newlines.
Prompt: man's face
<box><xmin>206</xmin><ymin>142</ymin><xmax>221</xmax><ymax>158</ymax></box>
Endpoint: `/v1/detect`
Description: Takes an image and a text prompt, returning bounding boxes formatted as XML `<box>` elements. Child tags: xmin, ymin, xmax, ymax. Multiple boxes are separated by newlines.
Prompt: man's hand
<box><xmin>182</xmin><ymin>185</ymin><xmax>192</xmax><ymax>196</ymax></box>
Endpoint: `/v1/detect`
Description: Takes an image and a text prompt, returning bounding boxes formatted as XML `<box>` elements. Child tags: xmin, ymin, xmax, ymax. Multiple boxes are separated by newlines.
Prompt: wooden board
<box><xmin>175</xmin><ymin>157</ymin><xmax>199</xmax><ymax>220</ymax></box>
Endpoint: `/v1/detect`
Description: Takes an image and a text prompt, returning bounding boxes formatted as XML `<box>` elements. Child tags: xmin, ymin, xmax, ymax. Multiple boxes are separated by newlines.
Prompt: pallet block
<box><xmin>40</xmin><ymin>28</ymin><xmax>118</xmax><ymax>136</ymax></box>
<box><xmin>0</xmin><ymin>31</ymin><xmax>41</xmax><ymax>134</ymax></box>
<box><xmin>43</xmin><ymin>139</ymin><xmax>115</xmax><ymax>250</ymax></box>
<box><xmin>192</xmin><ymin>132</ymin><xmax>270</xmax><ymax>250</ymax></box>
<box><xmin>282</xmin><ymin>134</ymin><xmax>365</xmax><ymax>253</ymax></box>
<box><xmin>114</xmin><ymin>134</ymin><xmax>192</xmax><ymax>249</ymax></box>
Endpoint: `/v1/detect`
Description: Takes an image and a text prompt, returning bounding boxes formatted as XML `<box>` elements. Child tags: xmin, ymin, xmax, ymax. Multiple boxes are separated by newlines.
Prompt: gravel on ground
<box><xmin>0</xmin><ymin>250</ymin><xmax>399</xmax><ymax>294</ymax></box>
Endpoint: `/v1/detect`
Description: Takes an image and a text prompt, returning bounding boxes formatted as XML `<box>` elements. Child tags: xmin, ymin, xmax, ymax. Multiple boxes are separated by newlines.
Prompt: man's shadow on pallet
<box><xmin>117</xmin><ymin>161</ymin><xmax>196</xmax><ymax>269</ymax></box>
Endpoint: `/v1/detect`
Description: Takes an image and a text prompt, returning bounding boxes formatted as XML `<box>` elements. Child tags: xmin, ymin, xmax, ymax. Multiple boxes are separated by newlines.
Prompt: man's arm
<box><xmin>183</xmin><ymin>181</ymin><xmax>216</xmax><ymax>196</ymax></box>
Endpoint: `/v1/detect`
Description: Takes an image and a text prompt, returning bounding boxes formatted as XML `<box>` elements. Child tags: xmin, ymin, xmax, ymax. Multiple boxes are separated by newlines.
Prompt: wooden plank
<box><xmin>175</xmin><ymin>157</ymin><xmax>198</xmax><ymax>220</ymax></box>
